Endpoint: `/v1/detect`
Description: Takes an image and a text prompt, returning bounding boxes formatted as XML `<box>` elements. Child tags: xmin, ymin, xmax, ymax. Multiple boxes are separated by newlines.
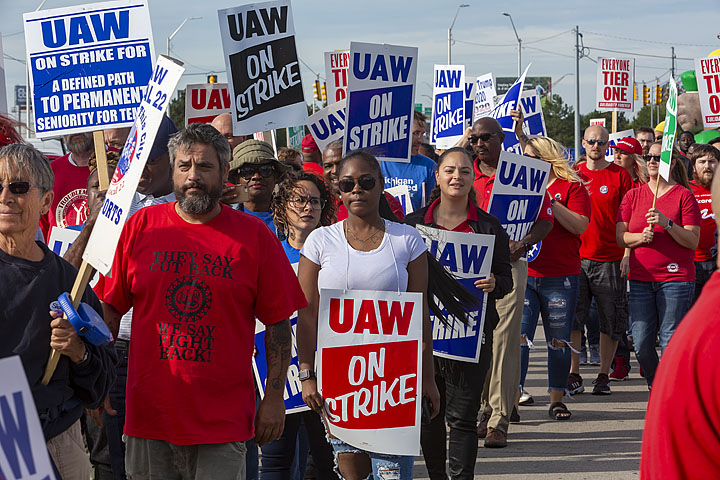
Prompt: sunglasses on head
<box><xmin>643</xmin><ymin>154</ymin><xmax>661</xmax><ymax>163</ymax></box>
<box><xmin>0</xmin><ymin>181</ymin><xmax>41</xmax><ymax>195</ymax></box>
<box><xmin>237</xmin><ymin>163</ymin><xmax>275</xmax><ymax>180</ymax></box>
<box><xmin>337</xmin><ymin>175</ymin><xmax>377</xmax><ymax>193</ymax></box>
<box><xmin>584</xmin><ymin>139</ymin><xmax>608</xmax><ymax>146</ymax></box>
<box><xmin>469</xmin><ymin>132</ymin><xmax>498</xmax><ymax>144</ymax></box>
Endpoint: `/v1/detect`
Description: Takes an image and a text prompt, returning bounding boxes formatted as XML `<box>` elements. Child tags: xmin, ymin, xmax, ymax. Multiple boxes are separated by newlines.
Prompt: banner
<box><xmin>385</xmin><ymin>184</ymin><xmax>414</xmax><ymax>215</ymax></box>
<box><xmin>416</xmin><ymin>226</ymin><xmax>492</xmax><ymax>362</ymax></box>
<box><xmin>308</xmin><ymin>99</ymin><xmax>346</xmax><ymax>152</ymax></box>
<box><xmin>695</xmin><ymin>56</ymin><xmax>720</xmax><ymax>129</ymax></box>
<box><xmin>344</xmin><ymin>42</ymin><xmax>417</xmax><ymax>162</ymax></box>
<box><xmin>659</xmin><ymin>77</ymin><xmax>678</xmax><ymax>181</ymax></box>
<box><xmin>0</xmin><ymin>356</ymin><xmax>57</xmax><ymax>480</ymax></box>
<box><xmin>488</xmin><ymin>64</ymin><xmax>530</xmax><ymax>155</ymax></box>
<box><xmin>472</xmin><ymin>73</ymin><xmax>496</xmax><ymax>122</ymax></box>
<box><xmin>487</xmin><ymin>151</ymin><xmax>551</xmax><ymax>245</ymax></box>
<box><xmin>604</xmin><ymin>128</ymin><xmax>635</xmax><ymax>161</ymax></box>
<box><xmin>325</xmin><ymin>50</ymin><xmax>350</xmax><ymax>104</ymax></box>
<box><xmin>317</xmin><ymin>289</ymin><xmax>423</xmax><ymax>456</ymax></box>
<box><xmin>185</xmin><ymin>83</ymin><xmax>231</xmax><ymax>125</ymax></box>
<box><xmin>463</xmin><ymin>81</ymin><xmax>475</xmax><ymax>129</ymax></box>
<box><xmin>519</xmin><ymin>90</ymin><xmax>547</xmax><ymax>137</ymax></box>
<box><xmin>287</xmin><ymin>125</ymin><xmax>305</xmax><ymax>148</ymax></box>
<box><xmin>431</xmin><ymin>65</ymin><xmax>465</xmax><ymax>149</ymax></box>
<box><xmin>596</xmin><ymin>57</ymin><xmax>634</xmax><ymax>112</ymax></box>
<box><xmin>218</xmin><ymin>0</ymin><xmax>306</xmax><ymax>135</ymax></box>
<box><xmin>83</xmin><ymin>56</ymin><xmax>184</xmax><ymax>275</ymax></box>
<box><xmin>23</xmin><ymin>0</ymin><xmax>155</xmax><ymax>138</ymax></box>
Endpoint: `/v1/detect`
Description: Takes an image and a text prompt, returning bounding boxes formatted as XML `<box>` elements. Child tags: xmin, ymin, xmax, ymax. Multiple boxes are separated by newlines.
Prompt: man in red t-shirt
<box><xmin>40</xmin><ymin>132</ymin><xmax>94</xmax><ymax>240</ymax></box>
<box><xmin>689</xmin><ymin>144</ymin><xmax>718</xmax><ymax>301</ymax></box>
<box><xmin>100</xmin><ymin>123</ymin><xmax>307</xmax><ymax>478</ymax></box>
<box><xmin>469</xmin><ymin>118</ymin><xmax>553</xmax><ymax>448</ymax></box>
<box><xmin>571</xmin><ymin>125</ymin><xmax>634</xmax><ymax>395</ymax></box>
<box><xmin>640</xmin><ymin>174</ymin><xmax>720</xmax><ymax>479</ymax></box>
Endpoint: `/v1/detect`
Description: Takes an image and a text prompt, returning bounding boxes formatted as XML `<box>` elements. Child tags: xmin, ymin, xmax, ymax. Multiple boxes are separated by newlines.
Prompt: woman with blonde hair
<box><xmin>519</xmin><ymin>136</ymin><xmax>591</xmax><ymax>419</ymax></box>
<box><xmin>613</xmin><ymin>137</ymin><xmax>648</xmax><ymax>187</ymax></box>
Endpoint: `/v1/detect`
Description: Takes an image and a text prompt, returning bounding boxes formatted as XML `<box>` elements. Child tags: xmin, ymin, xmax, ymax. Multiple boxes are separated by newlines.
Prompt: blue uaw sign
<box><xmin>519</xmin><ymin>90</ymin><xmax>547</xmax><ymax>137</ymax></box>
<box><xmin>488</xmin><ymin>65</ymin><xmax>530</xmax><ymax>155</ymax></box>
<box><xmin>430</xmin><ymin>65</ymin><xmax>465</xmax><ymax>149</ymax></box>
<box><xmin>464</xmin><ymin>81</ymin><xmax>475</xmax><ymax>129</ymax></box>
<box><xmin>417</xmin><ymin>226</ymin><xmax>494</xmax><ymax>363</ymax></box>
<box><xmin>344</xmin><ymin>42</ymin><xmax>417</xmax><ymax>162</ymax></box>
<box><xmin>308</xmin><ymin>99</ymin><xmax>346</xmax><ymax>152</ymax></box>
<box><xmin>23</xmin><ymin>0</ymin><xmax>155</xmax><ymax>138</ymax></box>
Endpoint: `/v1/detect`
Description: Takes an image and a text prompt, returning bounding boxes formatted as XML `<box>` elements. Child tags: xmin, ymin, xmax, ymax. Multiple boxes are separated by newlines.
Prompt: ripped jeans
<box><xmin>329</xmin><ymin>438</ymin><xmax>414</xmax><ymax>479</ymax></box>
<box><xmin>520</xmin><ymin>275</ymin><xmax>579</xmax><ymax>392</ymax></box>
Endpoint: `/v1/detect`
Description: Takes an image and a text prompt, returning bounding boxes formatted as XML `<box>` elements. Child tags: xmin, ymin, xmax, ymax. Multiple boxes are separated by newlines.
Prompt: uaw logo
<box><xmin>527</xmin><ymin>241</ymin><xmax>542</xmax><ymax>262</ymax></box>
<box><xmin>109</xmin><ymin>126</ymin><xmax>142</xmax><ymax>195</ymax></box>
<box><xmin>165</xmin><ymin>276</ymin><xmax>212</xmax><ymax>323</ymax></box>
<box><xmin>55</xmin><ymin>189</ymin><xmax>87</xmax><ymax>227</ymax></box>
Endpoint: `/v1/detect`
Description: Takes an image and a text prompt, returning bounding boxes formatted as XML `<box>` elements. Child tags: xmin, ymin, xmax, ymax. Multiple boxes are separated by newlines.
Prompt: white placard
<box><xmin>473</xmin><ymin>73</ymin><xmax>496</xmax><ymax>122</ymax></box>
<box><xmin>596</xmin><ymin>57</ymin><xmax>634</xmax><ymax>112</ymax></box>
<box><xmin>325</xmin><ymin>50</ymin><xmax>350</xmax><ymax>104</ymax></box>
<box><xmin>695</xmin><ymin>56</ymin><xmax>720</xmax><ymax>129</ymax></box>
<box><xmin>308</xmin><ymin>100</ymin><xmax>346</xmax><ymax>152</ymax></box>
<box><xmin>185</xmin><ymin>83</ymin><xmax>231</xmax><ymax>125</ymax></box>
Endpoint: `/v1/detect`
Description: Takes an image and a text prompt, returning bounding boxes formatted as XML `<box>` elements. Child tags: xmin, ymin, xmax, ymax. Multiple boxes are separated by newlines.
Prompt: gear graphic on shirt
<box><xmin>164</xmin><ymin>276</ymin><xmax>212</xmax><ymax>323</ymax></box>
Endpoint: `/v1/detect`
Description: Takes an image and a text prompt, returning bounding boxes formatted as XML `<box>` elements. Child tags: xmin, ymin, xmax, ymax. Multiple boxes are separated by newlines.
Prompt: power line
<box><xmin>524</xmin><ymin>45</ymin><xmax>574</xmax><ymax>59</ymax></box>
<box><xmin>585</xmin><ymin>45</ymin><xmax>694</xmax><ymax>61</ymax></box>
<box><xmin>525</xmin><ymin>29</ymin><xmax>572</xmax><ymax>45</ymax></box>
<box><xmin>3</xmin><ymin>53</ymin><xmax>25</xmax><ymax>65</ymax></box>
<box><xmin>455</xmin><ymin>29</ymin><xmax>571</xmax><ymax>48</ymax></box>
<box><xmin>583</xmin><ymin>30</ymin><xmax>717</xmax><ymax>48</ymax></box>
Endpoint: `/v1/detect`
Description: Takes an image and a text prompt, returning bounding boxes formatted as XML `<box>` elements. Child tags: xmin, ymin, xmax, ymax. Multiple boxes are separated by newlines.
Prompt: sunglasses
<box><xmin>0</xmin><ymin>181</ymin><xmax>42</xmax><ymax>195</ymax></box>
<box><xmin>290</xmin><ymin>195</ymin><xmax>326</xmax><ymax>211</ymax></box>
<box><xmin>338</xmin><ymin>175</ymin><xmax>377</xmax><ymax>193</ymax></box>
<box><xmin>469</xmin><ymin>133</ymin><xmax>498</xmax><ymax>144</ymax></box>
<box><xmin>643</xmin><ymin>154</ymin><xmax>661</xmax><ymax>163</ymax></box>
<box><xmin>583</xmin><ymin>139</ymin><xmax>608</xmax><ymax>146</ymax></box>
<box><xmin>237</xmin><ymin>163</ymin><xmax>276</xmax><ymax>180</ymax></box>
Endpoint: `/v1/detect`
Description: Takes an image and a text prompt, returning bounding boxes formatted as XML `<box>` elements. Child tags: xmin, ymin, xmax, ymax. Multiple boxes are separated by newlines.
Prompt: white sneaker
<box><xmin>519</xmin><ymin>389</ymin><xmax>534</xmax><ymax>405</ymax></box>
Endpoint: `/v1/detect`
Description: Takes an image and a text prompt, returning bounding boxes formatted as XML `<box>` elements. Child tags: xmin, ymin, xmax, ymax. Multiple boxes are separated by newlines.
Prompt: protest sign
<box><xmin>287</xmin><ymin>125</ymin><xmax>305</xmax><ymax>148</ymax></box>
<box><xmin>519</xmin><ymin>90</ymin><xmax>547</xmax><ymax>137</ymax></box>
<box><xmin>590</xmin><ymin>118</ymin><xmax>606</xmax><ymax>127</ymax></box>
<box><xmin>431</xmin><ymin>65</ymin><xmax>465</xmax><ymax>149</ymax></box>
<box><xmin>695</xmin><ymin>56</ymin><xmax>720</xmax><ymax>129</ymax></box>
<box><xmin>596</xmin><ymin>57</ymin><xmax>634</xmax><ymax>112</ymax></box>
<box><xmin>218</xmin><ymin>0</ymin><xmax>306</xmax><ymax>135</ymax></box>
<box><xmin>83</xmin><ymin>56</ymin><xmax>184</xmax><ymax>275</ymax></box>
<box><xmin>185</xmin><ymin>83</ymin><xmax>231</xmax><ymax>125</ymax></box>
<box><xmin>464</xmin><ymin>81</ymin><xmax>475</xmax><ymax>129</ymax></box>
<box><xmin>308</xmin><ymin>99</ymin><xmax>346</xmax><ymax>152</ymax></box>
<box><xmin>487</xmin><ymin>151</ymin><xmax>551</xmax><ymax>245</ymax></box>
<box><xmin>325</xmin><ymin>50</ymin><xmax>350</xmax><ymax>104</ymax></box>
<box><xmin>344</xmin><ymin>42</ymin><xmax>417</xmax><ymax>162</ymax></box>
<box><xmin>48</xmin><ymin>225</ymin><xmax>81</xmax><ymax>257</ymax></box>
<box><xmin>488</xmin><ymin>65</ymin><xmax>530</xmax><ymax>155</ymax></box>
<box><xmin>23</xmin><ymin>0</ymin><xmax>155</xmax><ymax>138</ymax></box>
<box><xmin>385</xmin><ymin>184</ymin><xmax>414</xmax><ymax>215</ymax></box>
<box><xmin>417</xmin><ymin>226</ymin><xmax>493</xmax><ymax>362</ymax></box>
<box><xmin>318</xmin><ymin>289</ymin><xmax>423</xmax><ymax>456</ymax></box>
<box><xmin>0</xmin><ymin>356</ymin><xmax>57</xmax><ymax>480</ymax></box>
<box><xmin>472</xmin><ymin>73</ymin><xmax>496</xmax><ymax>122</ymax></box>
<box><xmin>659</xmin><ymin>77</ymin><xmax>678</xmax><ymax>181</ymax></box>
<box><xmin>604</xmin><ymin>128</ymin><xmax>635</xmax><ymax>161</ymax></box>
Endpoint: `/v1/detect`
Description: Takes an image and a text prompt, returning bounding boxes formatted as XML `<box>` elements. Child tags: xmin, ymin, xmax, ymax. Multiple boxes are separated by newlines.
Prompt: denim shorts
<box><xmin>575</xmin><ymin>259</ymin><xmax>628</xmax><ymax>340</ymax></box>
<box><xmin>329</xmin><ymin>438</ymin><xmax>413</xmax><ymax>479</ymax></box>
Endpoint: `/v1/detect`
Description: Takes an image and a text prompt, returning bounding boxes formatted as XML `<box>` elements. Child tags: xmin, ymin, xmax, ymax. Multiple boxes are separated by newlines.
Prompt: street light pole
<box><xmin>167</xmin><ymin>16</ymin><xmax>202</xmax><ymax>56</ymax></box>
<box><xmin>502</xmin><ymin>13</ymin><xmax>521</xmax><ymax>77</ymax></box>
<box><xmin>25</xmin><ymin>0</ymin><xmax>48</xmax><ymax>138</ymax></box>
<box><xmin>448</xmin><ymin>4</ymin><xmax>469</xmax><ymax>64</ymax></box>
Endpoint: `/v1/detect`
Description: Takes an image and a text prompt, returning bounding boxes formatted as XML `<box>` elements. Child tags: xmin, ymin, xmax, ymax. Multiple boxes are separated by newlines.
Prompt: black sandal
<box><xmin>548</xmin><ymin>402</ymin><xmax>572</xmax><ymax>420</ymax></box>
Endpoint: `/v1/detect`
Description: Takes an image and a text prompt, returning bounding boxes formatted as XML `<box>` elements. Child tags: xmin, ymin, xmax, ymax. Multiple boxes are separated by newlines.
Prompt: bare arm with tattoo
<box><xmin>255</xmin><ymin>318</ymin><xmax>291</xmax><ymax>446</ymax></box>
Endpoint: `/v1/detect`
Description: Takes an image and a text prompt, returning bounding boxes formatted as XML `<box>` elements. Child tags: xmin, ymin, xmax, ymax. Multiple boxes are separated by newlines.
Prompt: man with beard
<box><xmin>689</xmin><ymin>144</ymin><xmax>719</xmax><ymax>301</ymax></box>
<box><xmin>40</xmin><ymin>131</ymin><xmax>94</xmax><ymax>240</ymax></box>
<box><xmin>99</xmin><ymin>123</ymin><xmax>306</xmax><ymax>479</ymax></box>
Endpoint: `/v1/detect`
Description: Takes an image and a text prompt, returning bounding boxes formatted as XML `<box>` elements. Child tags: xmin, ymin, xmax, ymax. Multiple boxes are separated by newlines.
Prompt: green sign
<box><xmin>659</xmin><ymin>77</ymin><xmax>677</xmax><ymax>181</ymax></box>
<box><xmin>424</xmin><ymin>107</ymin><xmax>432</xmax><ymax>118</ymax></box>
<box><xmin>287</xmin><ymin>126</ymin><xmax>305</xmax><ymax>149</ymax></box>
<box><xmin>414</xmin><ymin>103</ymin><xmax>423</xmax><ymax>113</ymax></box>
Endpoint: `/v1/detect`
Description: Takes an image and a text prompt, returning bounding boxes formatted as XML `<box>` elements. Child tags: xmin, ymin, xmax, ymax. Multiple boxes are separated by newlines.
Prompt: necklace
<box><xmin>345</xmin><ymin>220</ymin><xmax>385</xmax><ymax>244</ymax></box>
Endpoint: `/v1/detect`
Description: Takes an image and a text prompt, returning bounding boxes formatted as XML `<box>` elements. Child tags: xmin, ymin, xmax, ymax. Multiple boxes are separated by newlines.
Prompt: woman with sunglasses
<box><xmin>518</xmin><ymin>137</ymin><xmax>590</xmax><ymax>419</ymax></box>
<box><xmin>617</xmin><ymin>141</ymin><xmax>701</xmax><ymax>389</ymax></box>
<box><xmin>404</xmin><ymin>147</ymin><xmax>513</xmax><ymax>479</ymax></box>
<box><xmin>613</xmin><ymin>137</ymin><xmax>648</xmax><ymax>188</ymax></box>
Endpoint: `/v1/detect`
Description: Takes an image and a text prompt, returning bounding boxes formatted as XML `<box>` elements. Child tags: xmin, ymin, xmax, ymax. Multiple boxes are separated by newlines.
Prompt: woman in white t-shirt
<box><xmin>297</xmin><ymin>150</ymin><xmax>441</xmax><ymax>480</ymax></box>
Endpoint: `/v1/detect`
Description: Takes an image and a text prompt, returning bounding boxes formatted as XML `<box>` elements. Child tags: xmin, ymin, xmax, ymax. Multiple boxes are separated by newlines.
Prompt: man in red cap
<box><xmin>301</xmin><ymin>134</ymin><xmax>324</xmax><ymax>176</ymax></box>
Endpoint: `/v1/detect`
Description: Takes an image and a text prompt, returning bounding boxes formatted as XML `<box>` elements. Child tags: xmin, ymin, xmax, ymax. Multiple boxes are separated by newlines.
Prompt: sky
<box><xmin>2</xmin><ymin>0</ymin><xmax>719</xmax><ymax>129</ymax></box>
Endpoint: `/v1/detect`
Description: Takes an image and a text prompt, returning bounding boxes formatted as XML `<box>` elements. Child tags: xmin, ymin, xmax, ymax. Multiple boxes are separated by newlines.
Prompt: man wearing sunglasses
<box><xmin>571</xmin><ymin>125</ymin><xmax>634</xmax><ymax>396</ymax></box>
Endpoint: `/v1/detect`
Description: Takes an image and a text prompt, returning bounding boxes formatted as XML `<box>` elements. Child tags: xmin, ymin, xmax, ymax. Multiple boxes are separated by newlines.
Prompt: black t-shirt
<box><xmin>0</xmin><ymin>242</ymin><xmax>116</xmax><ymax>440</ymax></box>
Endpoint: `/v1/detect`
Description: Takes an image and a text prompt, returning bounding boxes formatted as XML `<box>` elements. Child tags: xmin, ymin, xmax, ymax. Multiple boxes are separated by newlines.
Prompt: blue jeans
<box><xmin>521</xmin><ymin>275</ymin><xmax>579</xmax><ymax>391</ymax></box>
<box><xmin>104</xmin><ymin>339</ymin><xmax>128</xmax><ymax>480</ymax></box>
<box><xmin>629</xmin><ymin>280</ymin><xmax>694</xmax><ymax>386</ymax></box>
<box><xmin>330</xmin><ymin>438</ymin><xmax>414</xmax><ymax>479</ymax></box>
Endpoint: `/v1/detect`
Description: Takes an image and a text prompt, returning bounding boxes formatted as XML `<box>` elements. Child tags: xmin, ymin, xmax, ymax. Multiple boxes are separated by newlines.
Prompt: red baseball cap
<box><xmin>613</xmin><ymin>137</ymin><xmax>642</xmax><ymax>155</ymax></box>
<box><xmin>301</xmin><ymin>134</ymin><xmax>319</xmax><ymax>154</ymax></box>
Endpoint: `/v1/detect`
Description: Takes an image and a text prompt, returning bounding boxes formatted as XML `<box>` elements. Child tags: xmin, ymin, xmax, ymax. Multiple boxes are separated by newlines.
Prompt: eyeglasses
<box><xmin>469</xmin><ymin>133</ymin><xmax>498</xmax><ymax>144</ymax></box>
<box><xmin>237</xmin><ymin>163</ymin><xmax>275</xmax><ymax>180</ymax></box>
<box><xmin>337</xmin><ymin>175</ymin><xmax>377</xmax><ymax>193</ymax></box>
<box><xmin>643</xmin><ymin>154</ymin><xmax>661</xmax><ymax>163</ymax></box>
<box><xmin>290</xmin><ymin>195</ymin><xmax>326</xmax><ymax>211</ymax></box>
<box><xmin>583</xmin><ymin>139</ymin><xmax>608</xmax><ymax>146</ymax></box>
<box><xmin>0</xmin><ymin>181</ymin><xmax>42</xmax><ymax>195</ymax></box>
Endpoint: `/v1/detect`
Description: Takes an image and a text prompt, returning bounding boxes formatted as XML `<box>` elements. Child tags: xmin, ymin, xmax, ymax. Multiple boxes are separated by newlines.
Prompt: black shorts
<box><xmin>574</xmin><ymin>259</ymin><xmax>628</xmax><ymax>341</ymax></box>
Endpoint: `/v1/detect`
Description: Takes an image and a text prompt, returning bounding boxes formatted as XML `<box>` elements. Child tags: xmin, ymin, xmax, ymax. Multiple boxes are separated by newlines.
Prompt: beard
<box><xmin>66</xmin><ymin>134</ymin><xmax>94</xmax><ymax>155</ymax></box>
<box><xmin>695</xmin><ymin>171</ymin><xmax>714</xmax><ymax>187</ymax></box>
<box><xmin>175</xmin><ymin>180</ymin><xmax>222</xmax><ymax>215</ymax></box>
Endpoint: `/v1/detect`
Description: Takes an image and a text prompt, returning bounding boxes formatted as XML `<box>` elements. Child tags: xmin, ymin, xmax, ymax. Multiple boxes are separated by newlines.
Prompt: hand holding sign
<box><xmin>49</xmin><ymin>310</ymin><xmax>87</xmax><ymax>363</ymax></box>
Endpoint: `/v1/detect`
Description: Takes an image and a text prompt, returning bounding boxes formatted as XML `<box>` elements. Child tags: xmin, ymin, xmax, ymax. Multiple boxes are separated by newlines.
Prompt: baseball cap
<box><xmin>148</xmin><ymin>115</ymin><xmax>178</xmax><ymax>161</ymax></box>
<box><xmin>301</xmin><ymin>134</ymin><xmax>319</xmax><ymax>154</ymax></box>
<box><xmin>231</xmin><ymin>139</ymin><xmax>291</xmax><ymax>174</ymax></box>
<box><xmin>613</xmin><ymin>137</ymin><xmax>642</xmax><ymax>155</ymax></box>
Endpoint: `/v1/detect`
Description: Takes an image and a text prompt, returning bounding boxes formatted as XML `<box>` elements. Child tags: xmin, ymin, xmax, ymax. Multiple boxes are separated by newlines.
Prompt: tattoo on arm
<box><xmin>265</xmin><ymin>319</ymin><xmax>292</xmax><ymax>392</ymax></box>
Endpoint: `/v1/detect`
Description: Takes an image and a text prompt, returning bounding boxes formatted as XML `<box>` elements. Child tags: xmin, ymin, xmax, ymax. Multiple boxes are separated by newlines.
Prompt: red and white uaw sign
<box><xmin>596</xmin><ymin>57</ymin><xmax>634</xmax><ymax>112</ymax></box>
<box><xmin>218</xmin><ymin>0</ymin><xmax>306</xmax><ymax>135</ymax></box>
<box><xmin>318</xmin><ymin>289</ymin><xmax>423</xmax><ymax>456</ymax></box>
<box><xmin>695</xmin><ymin>56</ymin><xmax>720</xmax><ymax>129</ymax></box>
<box><xmin>185</xmin><ymin>83</ymin><xmax>231</xmax><ymax>125</ymax></box>
<box><xmin>83</xmin><ymin>56</ymin><xmax>184</xmax><ymax>274</ymax></box>
<box><xmin>325</xmin><ymin>50</ymin><xmax>350</xmax><ymax>104</ymax></box>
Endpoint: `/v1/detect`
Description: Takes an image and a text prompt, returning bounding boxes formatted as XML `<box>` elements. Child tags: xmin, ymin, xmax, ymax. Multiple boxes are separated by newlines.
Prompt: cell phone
<box><xmin>421</xmin><ymin>396</ymin><xmax>433</xmax><ymax>425</ymax></box>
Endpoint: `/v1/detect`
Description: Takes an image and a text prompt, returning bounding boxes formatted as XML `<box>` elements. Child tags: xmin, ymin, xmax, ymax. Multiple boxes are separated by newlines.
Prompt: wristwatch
<box><xmin>299</xmin><ymin>369</ymin><xmax>316</xmax><ymax>381</ymax></box>
<box><xmin>523</xmin><ymin>241</ymin><xmax>532</xmax><ymax>252</ymax></box>
<box><xmin>664</xmin><ymin>219</ymin><xmax>674</xmax><ymax>231</ymax></box>
<box><xmin>550</xmin><ymin>198</ymin><xmax>556</xmax><ymax>206</ymax></box>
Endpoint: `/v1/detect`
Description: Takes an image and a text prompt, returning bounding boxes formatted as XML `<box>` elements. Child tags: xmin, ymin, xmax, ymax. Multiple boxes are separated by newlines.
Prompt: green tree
<box><xmin>168</xmin><ymin>90</ymin><xmax>185</xmax><ymax>128</ymax></box>
<box><xmin>631</xmin><ymin>104</ymin><xmax>666</xmax><ymax>132</ymax></box>
<box><xmin>543</xmin><ymin>94</ymin><xmax>575</xmax><ymax>148</ymax></box>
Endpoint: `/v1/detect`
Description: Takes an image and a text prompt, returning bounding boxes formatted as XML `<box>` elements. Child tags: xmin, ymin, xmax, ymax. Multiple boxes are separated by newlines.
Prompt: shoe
<box><xmin>589</xmin><ymin>344</ymin><xmax>601</xmax><ymax>365</ymax></box>
<box><xmin>609</xmin><ymin>356</ymin><xmax>630</xmax><ymax>381</ymax></box>
<box><xmin>579</xmin><ymin>347</ymin><xmax>588</xmax><ymax>365</ymax></box>
<box><xmin>484</xmin><ymin>428</ymin><xmax>507</xmax><ymax>448</ymax></box>
<box><xmin>476</xmin><ymin>413</ymin><xmax>490</xmax><ymax>438</ymax></box>
<box><xmin>640</xmin><ymin>365</ymin><xmax>645</xmax><ymax>378</ymax></box>
<box><xmin>519</xmin><ymin>389</ymin><xmax>534</xmax><ymax>405</ymax></box>
<box><xmin>510</xmin><ymin>406</ymin><xmax>520</xmax><ymax>423</ymax></box>
<box><xmin>592</xmin><ymin>373</ymin><xmax>612</xmax><ymax>395</ymax></box>
<box><xmin>567</xmin><ymin>372</ymin><xmax>584</xmax><ymax>394</ymax></box>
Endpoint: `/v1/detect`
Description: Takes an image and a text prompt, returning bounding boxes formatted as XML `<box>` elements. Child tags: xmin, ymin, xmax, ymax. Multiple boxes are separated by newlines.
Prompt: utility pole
<box><xmin>574</xmin><ymin>26</ymin><xmax>580</xmax><ymax>161</ymax></box>
<box><xmin>671</xmin><ymin>47</ymin><xmax>676</xmax><ymax>83</ymax></box>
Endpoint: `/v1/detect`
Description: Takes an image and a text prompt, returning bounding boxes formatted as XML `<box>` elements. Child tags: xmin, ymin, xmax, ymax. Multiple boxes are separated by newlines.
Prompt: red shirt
<box><xmin>576</xmin><ymin>162</ymin><xmax>633</xmax><ymax>262</ymax></box>
<box><xmin>690</xmin><ymin>181</ymin><xmax>716</xmax><ymax>261</ymax></box>
<box><xmin>640</xmin><ymin>271</ymin><xmax>720</xmax><ymax>479</ymax></box>
<box><xmin>617</xmin><ymin>183</ymin><xmax>701</xmax><ymax>282</ymax></box>
<box><xmin>529</xmin><ymin>179</ymin><xmax>591</xmax><ymax>277</ymax></box>
<box><xmin>335</xmin><ymin>192</ymin><xmax>405</xmax><ymax>222</ymax></box>
<box><xmin>101</xmin><ymin>202</ymin><xmax>307</xmax><ymax>445</ymax></box>
<box><xmin>40</xmin><ymin>153</ymin><xmax>90</xmax><ymax>240</ymax></box>
<box><xmin>423</xmin><ymin>198</ymin><xmax>477</xmax><ymax>233</ymax></box>
<box><xmin>303</xmin><ymin>161</ymin><xmax>324</xmax><ymax>176</ymax></box>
